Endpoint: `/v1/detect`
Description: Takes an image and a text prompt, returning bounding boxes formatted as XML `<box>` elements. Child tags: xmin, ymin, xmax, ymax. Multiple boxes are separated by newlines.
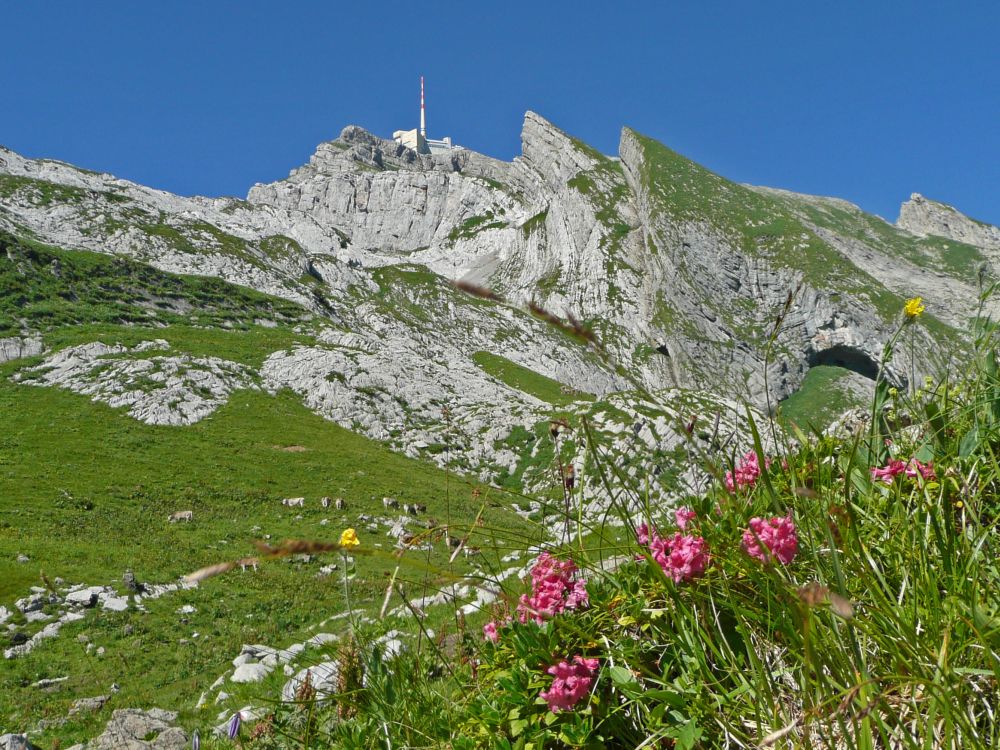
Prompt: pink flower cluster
<box><xmin>870</xmin><ymin>458</ymin><xmax>935</xmax><ymax>484</ymax></box>
<box><xmin>638</xmin><ymin>524</ymin><xmax>709</xmax><ymax>583</ymax></box>
<box><xmin>675</xmin><ymin>506</ymin><xmax>697</xmax><ymax>531</ymax></box>
<box><xmin>516</xmin><ymin>552</ymin><xmax>589</xmax><ymax>625</ymax></box>
<box><xmin>742</xmin><ymin>514</ymin><xmax>798</xmax><ymax>565</ymax></box>
<box><xmin>725</xmin><ymin>450</ymin><xmax>768</xmax><ymax>492</ymax></box>
<box><xmin>482</xmin><ymin>621</ymin><xmax>500</xmax><ymax>643</ymax></box>
<box><xmin>539</xmin><ymin>655</ymin><xmax>599</xmax><ymax>713</ymax></box>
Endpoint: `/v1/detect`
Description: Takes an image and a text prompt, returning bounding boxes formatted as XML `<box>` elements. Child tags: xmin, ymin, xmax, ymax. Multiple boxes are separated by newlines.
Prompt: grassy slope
<box><xmin>0</xmin><ymin>236</ymin><xmax>535</xmax><ymax>744</ymax></box>
<box><xmin>629</xmin><ymin>131</ymin><xmax>961</xmax><ymax>338</ymax></box>
<box><xmin>777</xmin><ymin>364</ymin><xmax>861</xmax><ymax>431</ymax></box>
<box><xmin>0</xmin><ymin>377</ymin><xmax>522</xmax><ymax>741</ymax></box>
<box><xmin>767</xmin><ymin>191</ymin><xmax>991</xmax><ymax>282</ymax></box>
<box><xmin>471</xmin><ymin>351</ymin><xmax>594</xmax><ymax>406</ymax></box>
<box><xmin>0</xmin><ymin>231</ymin><xmax>308</xmax><ymax>336</ymax></box>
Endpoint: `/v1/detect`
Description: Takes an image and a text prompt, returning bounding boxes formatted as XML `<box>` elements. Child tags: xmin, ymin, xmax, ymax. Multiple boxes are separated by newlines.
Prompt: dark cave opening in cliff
<box><xmin>807</xmin><ymin>345</ymin><xmax>882</xmax><ymax>382</ymax></box>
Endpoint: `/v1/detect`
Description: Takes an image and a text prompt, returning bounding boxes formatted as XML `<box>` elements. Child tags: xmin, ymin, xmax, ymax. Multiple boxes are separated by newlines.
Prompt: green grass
<box><xmin>0</xmin><ymin>231</ymin><xmax>309</xmax><ymax>336</ymax></box>
<box><xmin>772</xmin><ymin>193</ymin><xmax>991</xmax><ymax>282</ymax></box>
<box><xmin>0</xmin><ymin>369</ymin><xmax>528</xmax><ymax>745</ymax></box>
<box><xmin>446</xmin><ymin>213</ymin><xmax>507</xmax><ymax>242</ymax></box>
<box><xmin>628</xmin><ymin>130</ymin><xmax>953</xmax><ymax>330</ymax></box>
<box><xmin>471</xmin><ymin>351</ymin><xmax>593</xmax><ymax>406</ymax></box>
<box><xmin>0</xmin><ymin>174</ymin><xmax>92</xmax><ymax>207</ymax></box>
<box><xmin>244</xmin><ymin>307</ymin><xmax>1000</xmax><ymax>749</ymax></box>
<box><xmin>778</xmin><ymin>364</ymin><xmax>863</xmax><ymax>430</ymax></box>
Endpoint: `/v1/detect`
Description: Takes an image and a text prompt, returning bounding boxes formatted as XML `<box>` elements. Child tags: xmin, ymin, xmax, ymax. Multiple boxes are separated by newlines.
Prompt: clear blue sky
<box><xmin>3</xmin><ymin>1</ymin><xmax>997</xmax><ymax>225</ymax></box>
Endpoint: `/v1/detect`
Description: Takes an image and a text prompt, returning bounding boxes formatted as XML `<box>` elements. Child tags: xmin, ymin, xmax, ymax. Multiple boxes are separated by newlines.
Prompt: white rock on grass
<box><xmin>231</xmin><ymin>662</ymin><xmax>273</xmax><ymax>684</ymax></box>
<box><xmin>281</xmin><ymin>662</ymin><xmax>340</xmax><ymax>703</ymax></box>
<box><xmin>16</xmin><ymin>341</ymin><xmax>262</xmax><ymax>426</ymax></box>
<box><xmin>100</xmin><ymin>596</ymin><xmax>128</xmax><ymax>612</ymax></box>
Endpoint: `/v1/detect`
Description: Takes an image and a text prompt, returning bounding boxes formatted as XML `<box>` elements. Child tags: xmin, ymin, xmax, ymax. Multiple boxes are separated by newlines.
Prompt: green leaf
<box><xmin>642</xmin><ymin>689</ymin><xmax>687</xmax><ymax>708</ymax></box>
<box><xmin>608</xmin><ymin>665</ymin><xmax>640</xmax><ymax>691</ymax></box>
<box><xmin>924</xmin><ymin>401</ymin><xmax>946</xmax><ymax>453</ymax></box>
<box><xmin>677</xmin><ymin>721</ymin><xmax>703</xmax><ymax>749</ymax></box>
<box><xmin>959</xmin><ymin>426</ymin><xmax>980</xmax><ymax>458</ymax></box>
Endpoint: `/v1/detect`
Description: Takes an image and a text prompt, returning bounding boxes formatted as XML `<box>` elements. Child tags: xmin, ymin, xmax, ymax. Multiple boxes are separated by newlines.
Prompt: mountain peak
<box><xmin>897</xmin><ymin>193</ymin><xmax>1000</xmax><ymax>250</ymax></box>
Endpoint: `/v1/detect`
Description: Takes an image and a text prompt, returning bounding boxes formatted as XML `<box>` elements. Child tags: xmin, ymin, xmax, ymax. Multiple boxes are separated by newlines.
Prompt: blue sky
<box><xmin>3</xmin><ymin>1</ymin><xmax>997</xmax><ymax>225</ymax></box>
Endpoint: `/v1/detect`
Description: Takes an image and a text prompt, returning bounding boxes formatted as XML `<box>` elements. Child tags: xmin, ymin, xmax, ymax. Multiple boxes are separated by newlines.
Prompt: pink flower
<box><xmin>674</xmin><ymin>506</ymin><xmax>696</xmax><ymax>531</ymax></box>
<box><xmin>743</xmin><ymin>514</ymin><xmax>798</xmax><ymax>565</ymax></box>
<box><xmin>871</xmin><ymin>458</ymin><xmax>936</xmax><ymax>483</ymax></box>
<box><xmin>483</xmin><ymin>621</ymin><xmax>500</xmax><ymax>643</ymax></box>
<box><xmin>725</xmin><ymin>450</ymin><xmax>769</xmax><ymax>492</ymax></box>
<box><xmin>906</xmin><ymin>459</ymin><xmax>936</xmax><ymax>481</ymax></box>
<box><xmin>636</xmin><ymin>523</ymin><xmax>651</xmax><ymax>546</ymax></box>
<box><xmin>871</xmin><ymin>459</ymin><xmax>907</xmax><ymax>483</ymax></box>
<box><xmin>516</xmin><ymin>552</ymin><xmax>589</xmax><ymax>625</ymax></box>
<box><xmin>640</xmin><ymin>527</ymin><xmax>709</xmax><ymax>583</ymax></box>
<box><xmin>539</xmin><ymin>655</ymin><xmax>599</xmax><ymax>713</ymax></box>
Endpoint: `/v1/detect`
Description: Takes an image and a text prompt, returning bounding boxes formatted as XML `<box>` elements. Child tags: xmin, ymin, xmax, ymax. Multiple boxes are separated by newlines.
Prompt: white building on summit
<box><xmin>392</xmin><ymin>77</ymin><xmax>460</xmax><ymax>155</ymax></box>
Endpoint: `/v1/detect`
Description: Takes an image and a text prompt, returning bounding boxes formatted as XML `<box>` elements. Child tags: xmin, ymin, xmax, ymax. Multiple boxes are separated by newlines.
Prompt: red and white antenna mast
<box><xmin>420</xmin><ymin>76</ymin><xmax>426</xmax><ymax>137</ymax></box>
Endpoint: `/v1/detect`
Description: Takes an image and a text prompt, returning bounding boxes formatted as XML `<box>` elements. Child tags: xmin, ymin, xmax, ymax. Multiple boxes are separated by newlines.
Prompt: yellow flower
<box><xmin>339</xmin><ymin>528</ymin><xmax>360</xmax><ymax>548</ymax></box>
<box><xmin>904</xmin><ymin>297</ymin><xmax>925</xmax><ymax>318</ymax></box>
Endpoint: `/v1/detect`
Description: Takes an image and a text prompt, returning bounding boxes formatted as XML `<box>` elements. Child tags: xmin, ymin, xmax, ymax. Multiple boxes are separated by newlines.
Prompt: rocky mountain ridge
<box><xmin>1</xmin><ymin>113</ymin><xmax>997</xmax><ymax>488</ymax></box>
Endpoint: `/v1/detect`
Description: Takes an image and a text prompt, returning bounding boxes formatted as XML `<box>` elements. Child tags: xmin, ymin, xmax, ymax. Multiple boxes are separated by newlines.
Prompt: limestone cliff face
<box><xmin>898</xmin><ymin>192</ymin><xmax>1000</xmax><ymax>265</ymax></box>
<box><xmin>2</xmin><ymin>112</ymin><xmax>996</xmax><ymax>462</ymax></box>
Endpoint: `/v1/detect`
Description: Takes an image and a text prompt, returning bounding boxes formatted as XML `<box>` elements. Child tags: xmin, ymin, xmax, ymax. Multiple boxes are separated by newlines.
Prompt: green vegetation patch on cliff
<box><xmin>777</xmin><ymin>364</ymin><xmax>865</xmax><ymax>431</ymax></box>
<box><xmin>447</xmin><ymin>212</ymin><xmax>507</xmax><ymax>242</ymax></box>
<box><xmin>630</xmin><ymin>131</ymin><xmax>956</xmax><ymax>331</ymax></box>
<box><xmin>0</xmin><ymin>231</ymin><xmax>310</xmax><ymax>336</ymax></box>
<box><xmin>471</xmin><ymin>351</ymin><xmax>593</xmax><ymax>406</ymax></box>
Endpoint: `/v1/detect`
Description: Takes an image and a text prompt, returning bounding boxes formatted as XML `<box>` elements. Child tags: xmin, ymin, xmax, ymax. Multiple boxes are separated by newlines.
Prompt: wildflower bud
<box><xmin>191</xmin><ymin>729</ymin><xmax>200</xmax><ymax>750</ymax></box>
<box><xmin>227</xmin><ymin>712</ymin><xmax>241</xmax><ymax>740</ymax></box>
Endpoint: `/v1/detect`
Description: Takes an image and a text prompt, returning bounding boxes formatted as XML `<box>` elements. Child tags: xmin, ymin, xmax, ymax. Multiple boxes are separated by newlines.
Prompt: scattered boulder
<box><xmin>68</xmin><ymin>695</ymin><xmax>108</xmax><ymax>715</ymax></box>
<box><xmin>231</xmin><ymin>662</ymin><xmax>273</xmax><ymax>683</ymax></box>
<box><xmin>87</xmin><ymin>708</ymin><xmax>187</xmax><ymax>750</ymax></box>
<box><xmin>30</xmin><ymin>676</ymin><xmax>68</xmax><ymax>689</ymax></box>
<box><xmin>101</xmin><ymin>596</ymin><xmax>128</xmax><ymax>612</ymax></box>
<box><xmin>66</xmin><ymin>587</ymin><xmax>103</xmax><ymax>608</ymax></box>
<box><xmin>281</xmin><ymin>661</ymin><xmax>340</xmax><ymax>702</ymax></box>
<box><xmin>122</xmin><ymin>570</ymin><xmax>142</xmax><ymax>594</ymax></box>
<box><xmin>0</xmin><ymin>734</ymin><xmax>39</xmax><ymax>750</ymax></box>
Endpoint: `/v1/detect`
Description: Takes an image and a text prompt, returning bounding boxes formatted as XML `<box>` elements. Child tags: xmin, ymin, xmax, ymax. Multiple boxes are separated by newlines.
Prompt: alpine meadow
<box><xmin>2</xmin><ymin>74</ymin><xmax>1000</xmax><ymax>749</ymax></box>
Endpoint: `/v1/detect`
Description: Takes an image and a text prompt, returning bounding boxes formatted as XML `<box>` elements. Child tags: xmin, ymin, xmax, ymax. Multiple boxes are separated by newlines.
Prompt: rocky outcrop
<box><xmin>898</xmin><ymin>193</ymin><xmax>1000</xmax><ymax>253</ymax></box>
<box><xmin>14</xmin><ymin>341</ymin><xmax>261</xmax><ymax>426</ymax></box>
<box><xmin>0</xmin><ymin>337</ymin><xmax>43</xmax><ymax>364</ymax></box>
<box><xmin>84</xmin><ymin>709</ymin><xmax>187</xmax><ymax>750</ymax></box>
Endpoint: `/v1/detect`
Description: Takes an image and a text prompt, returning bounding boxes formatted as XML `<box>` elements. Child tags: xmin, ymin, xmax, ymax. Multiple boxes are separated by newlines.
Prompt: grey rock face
<box><xmin>899</xmin><ymin>193</ymin><xmax>1000</xmax><ymax>254</ymax></box>
<box><xmin>281</xmin><ymin>662</ymin><xmax>341</xmax><ymax>703</ymax></box>
<box><xmin>15</xmin><ymin>340</ymin><xmax>262</xmax><ymax>426</ymax></box>
<box><xmin>0</xmin><ymin>337</ymin><xmax>43</xmax><ymax>364</ymax></box>
<box><xmin>230</xmin><ymin>662</ymin><xmax>274</xmax><ymax>683</ymax></box>
<box><xmin>85</xmin><ymin>708</ymin><xmax>187</xmax><ymax>750</ymax></box>
<box><xmin>68</xmin><ymin>695</ymin><xmax>109</xmax><ymax>715</ymax></box>
<box><xmin>0</xmin><ymin>735</ymin><xmax>40</xmax><ymax>750</ymax></box>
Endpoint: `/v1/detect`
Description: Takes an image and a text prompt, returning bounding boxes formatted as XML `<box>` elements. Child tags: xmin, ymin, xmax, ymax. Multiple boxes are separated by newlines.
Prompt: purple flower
<box><xmin>227</xmin><ymin>712</ymin><xmax>241</xmax><ymax>740</ymax></box>
<box><xmin>191</xmin><ymin>729</ymin><xmax>201</xmax><ymax>750</ymax></box>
